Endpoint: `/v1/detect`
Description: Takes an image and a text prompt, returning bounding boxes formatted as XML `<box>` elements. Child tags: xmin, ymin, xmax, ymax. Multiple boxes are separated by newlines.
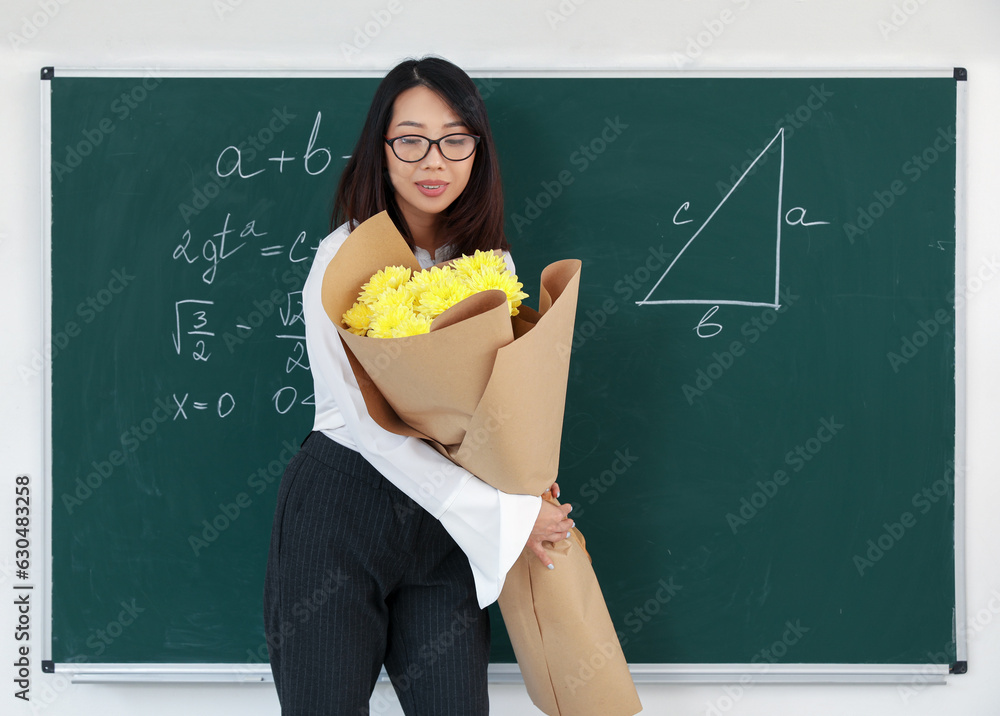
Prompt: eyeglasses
<box><xmin>384</xmin><ymin>133</ymin><xmax>480</xmax><ymax>163</ymax></box>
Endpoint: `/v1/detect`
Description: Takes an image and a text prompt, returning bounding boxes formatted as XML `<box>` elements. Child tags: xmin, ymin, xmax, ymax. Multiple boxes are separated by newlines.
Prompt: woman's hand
<box><xmin>526</xmin><ymin>482</ymin><xmax>574</xmax><ymax>570</ymax></box>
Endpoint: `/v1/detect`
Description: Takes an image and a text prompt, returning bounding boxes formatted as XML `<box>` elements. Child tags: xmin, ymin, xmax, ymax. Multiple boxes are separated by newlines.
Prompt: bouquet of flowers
<box><xmin>342</xmin><ymin>249</ymin><xmax>528</xmax><ymax>339</ymax></box>
<box><xmin>322</xmin><ymin>212</ymin><xmax>641</xmax><ymax>716</ymax></box>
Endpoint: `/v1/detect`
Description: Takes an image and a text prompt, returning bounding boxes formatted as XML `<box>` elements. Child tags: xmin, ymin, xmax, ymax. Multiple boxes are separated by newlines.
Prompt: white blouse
<box><xmin>303</xmin><ymin>221</ymin><xmax>541</xmax><ymax>608</ymax></box>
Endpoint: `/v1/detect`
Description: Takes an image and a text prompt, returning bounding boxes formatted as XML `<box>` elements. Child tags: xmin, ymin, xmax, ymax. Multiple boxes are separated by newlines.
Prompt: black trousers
<box><xmin>263</xmin><ymin>432</ymin><xmax>490</xmax><ymax>715</ymax></box>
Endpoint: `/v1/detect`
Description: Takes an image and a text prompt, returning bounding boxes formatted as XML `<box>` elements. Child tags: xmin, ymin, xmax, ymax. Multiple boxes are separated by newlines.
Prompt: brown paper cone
<box><xmin>498</xmin><ymin>501</ymin><xmax>642</xmax><ymax>716</ymax></box>
<box><xmin>321</xmin><ymin>211</ymin><xmax>582</xmax><ymax>496</ymax></box>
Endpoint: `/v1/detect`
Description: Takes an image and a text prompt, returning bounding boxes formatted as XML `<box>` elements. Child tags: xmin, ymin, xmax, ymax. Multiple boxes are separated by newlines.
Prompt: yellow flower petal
<box><xmin>463</xmin><ymin>267</ymin><xmax>528</xmax><ymax>316</ymax></box>
<box><xmin>391</xmin><ymin>312</ymin><xmax>432</xmax><ymax>337</ymax></box>
<box><xmin>409</xmin><ymin>266</ymin><xmax>474</xmax><ymax>319</ymax></box>
<box><xmin>359</xmin><ymin>266</ymin><xmax>412</xmax><ymax>306</ymax></box>
<box><xmin>369</xmin><ymin>286</ymin><xmax>414</xmax><ymax>313</ymax></box>
<box><xmin>368</xmin><ymin>304</ymin><xmax>421</xmax><ymax>339</ymax></box>
<box><xmin>342</xmin><ymin>301</ymin><xmax>373</xmax><ymax>335</ymax></box>
<box><xmin>451</xmin><ymin>249</ymin><xmax>507</xmax><ymax>279</ymax></box>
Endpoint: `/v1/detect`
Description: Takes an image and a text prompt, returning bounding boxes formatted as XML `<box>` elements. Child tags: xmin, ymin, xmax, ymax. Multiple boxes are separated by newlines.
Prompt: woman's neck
<box><xmin>406</xmin><ymin>212</ymin><xmax>446</xmax><ymax>256</ymax></box>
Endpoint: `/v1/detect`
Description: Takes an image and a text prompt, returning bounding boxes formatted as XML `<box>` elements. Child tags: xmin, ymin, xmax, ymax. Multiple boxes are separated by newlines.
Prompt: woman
<box><xmin>263</xmin><ymin>56</ymin><xmax>575</xmax><ymax>716</ymax></box>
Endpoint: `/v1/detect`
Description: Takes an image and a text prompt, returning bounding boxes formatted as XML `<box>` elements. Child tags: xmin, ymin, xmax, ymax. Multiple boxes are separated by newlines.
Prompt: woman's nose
<box><xmin>421</xmin><ymin>143</ymin><xmax>446</xmax><ymax>167</ymax></box>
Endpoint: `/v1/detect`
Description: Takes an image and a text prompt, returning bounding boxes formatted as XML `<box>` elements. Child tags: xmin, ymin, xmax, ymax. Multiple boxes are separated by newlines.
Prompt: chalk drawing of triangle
<box><xmin>638</xmin><ymin>128</ymin><xmax>785</xmax><ymax>308</ymax></box>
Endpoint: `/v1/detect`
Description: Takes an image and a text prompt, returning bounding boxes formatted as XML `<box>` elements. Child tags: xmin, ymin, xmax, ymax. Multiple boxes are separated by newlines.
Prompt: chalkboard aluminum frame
<box><xmin>40</xmin><ymin>67</ymin><xmax>967</xmax><ymax>684</ymax></box>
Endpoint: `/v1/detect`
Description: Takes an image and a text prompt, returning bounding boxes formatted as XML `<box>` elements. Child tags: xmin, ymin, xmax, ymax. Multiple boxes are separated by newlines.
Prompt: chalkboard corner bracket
<box><xmin>950</xmin><ymin>660</ymin><xmax>968</xmax><ymax>674</ymax></box>
<box><xmin>954</xmin><ymin>67</ymin><xmax>967</xmax><ymax>81</ymax></box>
<box><xmin>41</xmin><ymin>66</ymin><xmax>54</xmax><ymax>80</ymax></box>
<box><xmin>42</xmin><ymin>660</ymin><xmax>55</xmax><ymax>673</ymax></box>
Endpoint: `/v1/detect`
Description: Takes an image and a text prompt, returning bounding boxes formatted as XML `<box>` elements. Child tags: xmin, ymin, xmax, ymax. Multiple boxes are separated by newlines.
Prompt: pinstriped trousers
<box><xmin>263</xmin><ymin>432</ymin><xmax>490</xmax><ymax>715</ymax></box>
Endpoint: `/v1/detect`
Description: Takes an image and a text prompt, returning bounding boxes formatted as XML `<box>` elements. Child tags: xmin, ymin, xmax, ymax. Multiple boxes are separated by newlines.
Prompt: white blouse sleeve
<box><xmin>303</xmin><ymin>225</ymin><xmax>541</xmax><ymax>608</ymax></box>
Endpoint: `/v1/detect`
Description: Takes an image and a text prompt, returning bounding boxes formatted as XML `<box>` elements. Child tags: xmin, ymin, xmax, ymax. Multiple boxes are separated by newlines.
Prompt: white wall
<box><xmin>3</xmin><ymin>0</ymin><xmax>999</xmax><ymax>714</ymax></box>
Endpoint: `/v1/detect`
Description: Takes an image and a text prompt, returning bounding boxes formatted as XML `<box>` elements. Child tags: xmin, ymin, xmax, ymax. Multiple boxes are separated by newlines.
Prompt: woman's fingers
<box><xmin>529</xmin><ymin>541</ymin><xmax>554</xmax><ymax>570</ymax></box>
<box><xmin>527</xmin><ymin>499</ymin><xmax>577</xmax><ymax>568</ymax></box>
<box><xmin>545</xmin><ymin>515</ymin><xmax>574</xmax><ymax>540</ymax></box>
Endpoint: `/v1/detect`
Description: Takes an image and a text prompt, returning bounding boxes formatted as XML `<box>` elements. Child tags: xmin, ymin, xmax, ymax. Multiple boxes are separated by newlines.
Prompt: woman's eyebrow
<box><xmin>392</xmin><ymin>119</ymin><xmax>468</xmax><ymax>129</ymax></box>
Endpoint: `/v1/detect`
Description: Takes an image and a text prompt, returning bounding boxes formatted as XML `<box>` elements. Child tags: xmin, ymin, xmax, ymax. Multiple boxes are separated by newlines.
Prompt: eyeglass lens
<box><xmin>389</xmin><ymin>134</ymin><xmax>477</xmax><ymax>162</ymax></box>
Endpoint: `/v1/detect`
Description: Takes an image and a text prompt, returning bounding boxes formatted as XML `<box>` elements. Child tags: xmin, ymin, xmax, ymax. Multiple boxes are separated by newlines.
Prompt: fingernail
<box><xmin>547</xmin><ymin>564</ymin><xmax>555</xmax><ymax>570</ymax></box>
<box><xmin>571</xmin><ymin>521</ymin><xmax>575</xmax><ymax>528</ymax></box>
<box><xmin>566</xmin><ymin>531</ymin><xmax>572</xmax><ymax>539</ymax></box>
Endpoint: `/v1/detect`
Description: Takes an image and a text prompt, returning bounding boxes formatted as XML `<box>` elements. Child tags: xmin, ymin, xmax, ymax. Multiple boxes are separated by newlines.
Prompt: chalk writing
<box><xmin>168</xmin><ymin>108</ymin><xmax>328</xmax><ymax>418</ymax></box>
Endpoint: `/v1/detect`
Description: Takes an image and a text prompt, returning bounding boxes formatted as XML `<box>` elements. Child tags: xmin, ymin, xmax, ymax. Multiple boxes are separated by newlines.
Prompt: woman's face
<box><xmin>384</xmin><ymin>85</ymin><xmax>476</xmax><ymax>229</ymax></box>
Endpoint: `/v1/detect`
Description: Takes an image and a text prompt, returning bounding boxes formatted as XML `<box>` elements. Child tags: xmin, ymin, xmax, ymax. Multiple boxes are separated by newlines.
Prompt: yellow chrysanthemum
<box><xmin>450</xmin><ymin>249</ymin><xmax>507</xmax><ymax>279</ymax></box>
<box><xmin>367</xmin><ymin>304</ymin><xmax>430</xmax><ymax>339</ymax></box>
<box><xmin>408</xmin><ymin>266</ymin><xmax>474</xmax><ymax>319</ymax></box>
<box><xmin>390</xmin><ymin>312</ymin><xmax>432</xmax><ymax>338</ymax></box>
<box><xmin>369</xmin><ymin>286</ymin><xmax>414</xmax><ymax>313</ymax></box>
<box><xmin>358</xmin><ymin>266</ymin><xmax>412</xmax><ymax>306</ymax></box>
<box><xmin>347</xmin><ymin>258</ymin><xmax>531</xmax><ymax>338</ymax></box>
<box><xmin>406</xmin><ymin>265</ymin><xmax>452</xmax><ymax>296</ymax></box>
<box><xmin>342</xmin><ymin>301</ymin><xmax>373</xmax><ymax>336</ymax></box>
<box><xmin>463</xmin><ymin>267</ymin><xmax>528</xmax><ymax>316</ymax></box>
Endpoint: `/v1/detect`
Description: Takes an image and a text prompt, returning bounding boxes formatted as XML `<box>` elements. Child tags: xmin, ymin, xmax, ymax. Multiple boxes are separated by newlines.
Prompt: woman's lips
<box><xmin>415</xmin><ymin>181</ymin><xmax>449</xmax><ymax>197</ymax></box>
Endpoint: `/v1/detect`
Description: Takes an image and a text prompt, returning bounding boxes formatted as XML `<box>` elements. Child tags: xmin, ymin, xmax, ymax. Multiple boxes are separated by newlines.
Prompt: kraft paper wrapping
<box><xmin>499</xmin><ymin>512</ymin><xmax>642</xmax><ymax>716</ymax></box>
<box><xmin>321</xmin><ymin>211</ymin><xmax>641</xmax><ymax>716</ymax></box>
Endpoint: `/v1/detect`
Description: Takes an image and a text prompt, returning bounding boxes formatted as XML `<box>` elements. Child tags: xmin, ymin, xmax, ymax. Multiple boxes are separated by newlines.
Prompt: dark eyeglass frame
<box><xmin>384</xmin><ymin>133</ymin><xmax>481</xmax><ymax>162</ymax></box>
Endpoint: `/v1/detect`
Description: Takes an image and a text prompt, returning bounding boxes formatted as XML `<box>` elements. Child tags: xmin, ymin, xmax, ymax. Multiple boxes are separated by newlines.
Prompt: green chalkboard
<box><xmin>47</xmin><ymin>72</ymin><xmax>961</xmax><ymax>671</ymax></box>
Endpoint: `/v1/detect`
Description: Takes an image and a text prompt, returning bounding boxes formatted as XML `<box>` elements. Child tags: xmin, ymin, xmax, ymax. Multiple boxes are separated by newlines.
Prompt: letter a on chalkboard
<box><xmin>639</xmin><ymin>128</ymin><xmax>785</xmax><ymax>308</ymax></box>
